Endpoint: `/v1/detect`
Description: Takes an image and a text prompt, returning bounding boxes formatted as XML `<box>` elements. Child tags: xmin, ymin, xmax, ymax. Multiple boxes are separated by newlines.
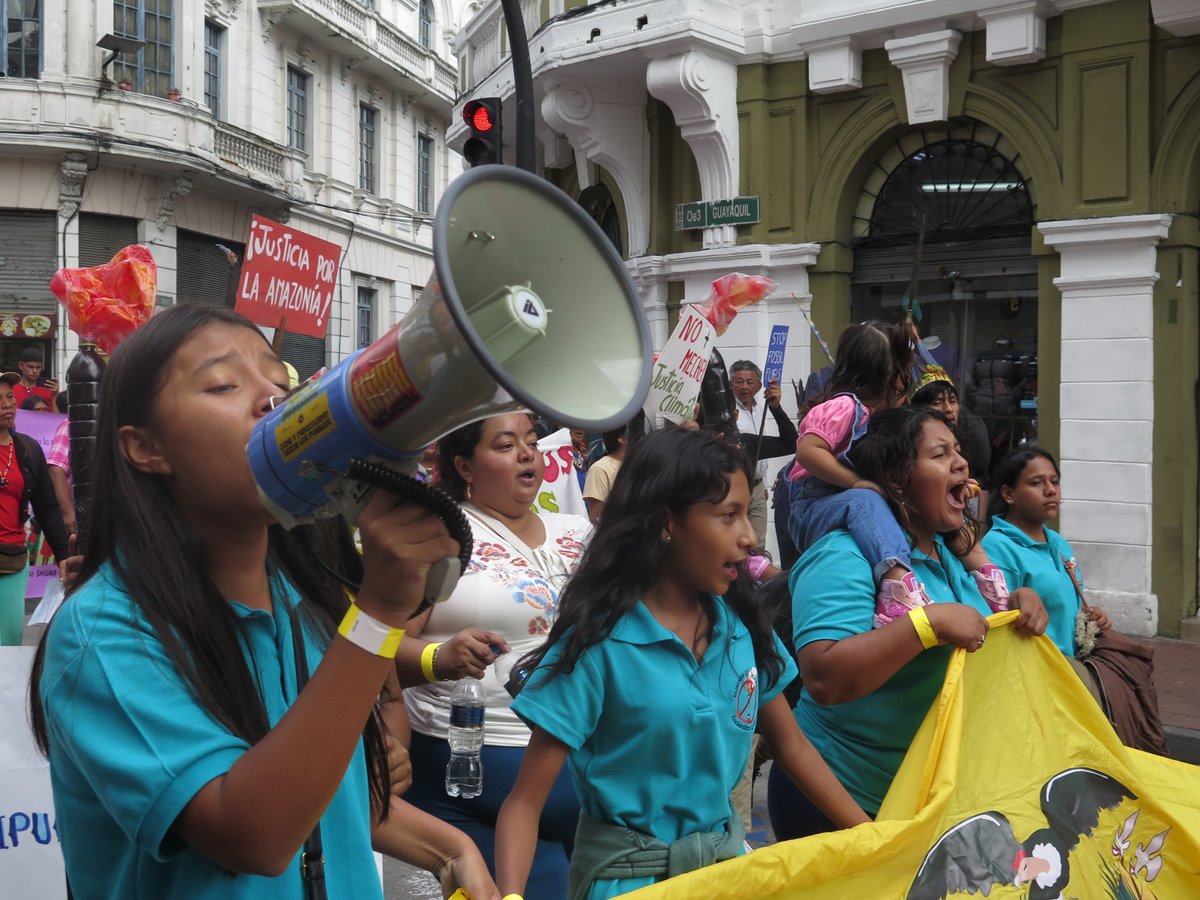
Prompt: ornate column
<box><xmin>1039</xmin><ymin>214</ymin><xmax>1173</xmax><ymax>636</ymax></box>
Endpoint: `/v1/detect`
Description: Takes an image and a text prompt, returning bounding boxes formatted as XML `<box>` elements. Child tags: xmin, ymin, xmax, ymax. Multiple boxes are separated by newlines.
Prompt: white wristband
<box><xmin>338</xmin><ymin>603</ymin><xmax>405</xmax><ymax>658</ymax></box>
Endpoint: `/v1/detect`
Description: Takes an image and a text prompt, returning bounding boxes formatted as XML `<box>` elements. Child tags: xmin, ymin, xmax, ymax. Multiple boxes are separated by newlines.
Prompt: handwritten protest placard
<box><xmin>0</xmin><ymin>648</ymin><xmax>67</xmax><ymax>899</ymax></box>
<box><xmin>763</xmin><ymin>324</ymin><xmax>789</xmax><ymax>386</ymax></box>
<box><xmin>644</xmin><ymin>306</ymin><xmax>716</xmax><ymax>424</ymax></box>
<box><xmin>235</xmin><ymin>216</ymin><xmax>342</xmax><ymax>338</ymax></box>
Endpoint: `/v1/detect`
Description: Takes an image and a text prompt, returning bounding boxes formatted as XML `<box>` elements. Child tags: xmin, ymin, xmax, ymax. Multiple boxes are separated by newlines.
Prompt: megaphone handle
<box><xmin>345</xmin><ymin>459</ymin><xmax>474</xmax><ymax>606</ymax></box>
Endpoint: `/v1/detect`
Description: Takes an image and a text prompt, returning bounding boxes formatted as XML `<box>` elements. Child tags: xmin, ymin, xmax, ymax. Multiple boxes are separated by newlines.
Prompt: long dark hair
<box><xmin>519</xmin><ymin>427</ymin><xmax>786</xmax><ymax>691</ymax></box>
<box><xmin>986</xmin><ymin>447</ymin><xmax>1060</xmax><ymax>521</ymax></box>
<box><xmin>848</xmin><ymin>406</ymin><xmax>980</xmax><ymax>549</ymax></box>
<box><xmin>819</xmin><ymin>320</ymin><xmax>913</xmax><ymax>409</ymax></box>
<box><xmin>28</xmin><ymin>304</ymin><xmax>391</xmax><ymax>815</ymax></box>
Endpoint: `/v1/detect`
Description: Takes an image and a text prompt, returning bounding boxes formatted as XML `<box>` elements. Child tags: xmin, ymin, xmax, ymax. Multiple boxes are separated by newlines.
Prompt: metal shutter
<box><xmin>176</xmin><ymin>229</ymin><xmax>244</xmax><ymax>307</ymax></box>
<box><xmin>279</xmin><ymin>332</ymin><xmax>327</xmax><ymax>381</ymax></box>
<box><xmin>78</xmin><ymin>214</ymin><xmax>140</xmax><ymax>267</ymax></box>
<box><xmin>0</xmin><ymin>210</ymin><xmax>57</xmax><ymax>310</ymax></box>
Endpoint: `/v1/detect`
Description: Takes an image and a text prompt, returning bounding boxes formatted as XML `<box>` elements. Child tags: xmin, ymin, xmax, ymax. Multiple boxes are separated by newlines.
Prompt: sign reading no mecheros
<box><xmin>674</xmin><ymin>197</ymin><xmax>761</xmax><ymax>230</ymax></box>
<box><xmin>235</xmin><ymin>216</ymin><xmax>342</xmax><ymax>338</ymax></box>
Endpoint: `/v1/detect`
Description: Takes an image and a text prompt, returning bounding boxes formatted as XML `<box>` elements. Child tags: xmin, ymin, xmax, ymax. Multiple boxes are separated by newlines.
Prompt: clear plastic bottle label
<box><xmin>449</xmin><ymin>705</ymin><xmax>485</xmax><ymax>728</ymax></box>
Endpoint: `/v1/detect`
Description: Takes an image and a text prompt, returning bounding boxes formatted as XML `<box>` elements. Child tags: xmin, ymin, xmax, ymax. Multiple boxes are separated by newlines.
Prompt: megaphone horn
<box><xmin>248</xmin><ymin>165</ymin><xmax>652</xmax><ymax>529</ymax></box>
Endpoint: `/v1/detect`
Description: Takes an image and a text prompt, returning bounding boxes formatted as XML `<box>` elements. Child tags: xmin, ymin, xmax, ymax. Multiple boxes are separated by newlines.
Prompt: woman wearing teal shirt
<box><xmin>769</xmin><ymin>407</ymin><xmax>1049</xmax><ymax>839</ymax></box>
<box><xmin>28</xmin><ymin>305</ymin><xmax>497</xmax><ymax>900</ymax></box>
<box><xmin>495</xmin><ymin>428</ymin><xmax>868</xmax><ymax>900</ymax></box>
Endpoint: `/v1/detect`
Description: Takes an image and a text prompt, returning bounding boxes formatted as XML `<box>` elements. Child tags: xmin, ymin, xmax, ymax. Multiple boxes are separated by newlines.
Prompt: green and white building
<box><xmin>452</xmin><ymin>0</ymin><xmax>1200</xmax><ymax>638</ymax></box>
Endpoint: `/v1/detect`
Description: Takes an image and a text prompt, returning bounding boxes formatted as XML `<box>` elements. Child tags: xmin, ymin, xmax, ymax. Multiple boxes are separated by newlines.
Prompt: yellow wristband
<box><xmin>502</xmin><ymin>895</ymin><xmax>525</xmax><ymax>900</ymax></box>
<box><xmin>421</xmin><ymin>641</ymin><xmax>445</xmax><ymax>683</ymax></box>
<box><xmin>909</xmin><ymin>606</ymin><xmax>939</xmax><ymax>650</ymax></box>
<box><xmin>337</xmin><ymin>603</ymin><xmax>405</xmax><ymax>658</ymax></box>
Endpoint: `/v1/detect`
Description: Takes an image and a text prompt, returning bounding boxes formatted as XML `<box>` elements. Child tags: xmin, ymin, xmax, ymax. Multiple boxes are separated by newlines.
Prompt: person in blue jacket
<box><xmin>28</xmin><ymin>304</ymin><xmax>498</xmax><ymax>900</ymax></box>
<box><xmin>494</xmin><ymin>427</ymin><xmax>869</xmax><ymax>900</ymax></box>
<box><xmin>981</xmin><ymin>448</ymin><xmax>1111</xmax><ymax>656</ymax></box>
<box><xmin>768</xmin><ymin>407</ymin><xmax>1049</xmax><ymax>840</ymax></box>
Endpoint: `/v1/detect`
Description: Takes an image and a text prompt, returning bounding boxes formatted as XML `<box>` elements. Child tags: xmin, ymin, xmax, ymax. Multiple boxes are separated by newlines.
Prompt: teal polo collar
<box><xmin>610</xmin><ymin>596</ymin><xmax>730</xmax><ymax>646</ymax></box>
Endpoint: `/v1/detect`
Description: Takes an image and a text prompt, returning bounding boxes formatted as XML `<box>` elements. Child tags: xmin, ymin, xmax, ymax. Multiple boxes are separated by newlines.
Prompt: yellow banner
<box><xmin>623</xmin><ymin>612</ymin><xmax>1200</xmax><ymax>899</ymax></box>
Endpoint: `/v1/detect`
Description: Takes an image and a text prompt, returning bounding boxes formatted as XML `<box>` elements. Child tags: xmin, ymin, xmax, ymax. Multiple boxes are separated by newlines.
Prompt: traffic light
<box><xmin>462</xmin><ymin>98</ymin><xmax>502</xmax><ymax>167</ymax></box>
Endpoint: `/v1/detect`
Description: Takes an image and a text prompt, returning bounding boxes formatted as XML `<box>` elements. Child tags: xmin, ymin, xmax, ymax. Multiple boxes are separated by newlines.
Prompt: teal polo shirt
<box><xmin>790</xmin><ymin>530</ymin><xmax>991</xmax><ymax>815</ymax></box>
<box><xmin>982</xmin><ymin>516</ymin><xmax>1082</xmax><ymax>655</ymax></box>
<box><xmin>40</xmin><ymin>564</ymin><xmax>383</xmax><ymax>900</ymax></box>
<box><xmin>513</xmin><ymin>596</ymin><xmax>796</xmax><ymax>896</ymax></box>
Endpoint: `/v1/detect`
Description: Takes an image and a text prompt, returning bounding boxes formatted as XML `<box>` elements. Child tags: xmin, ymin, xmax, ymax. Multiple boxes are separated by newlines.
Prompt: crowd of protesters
<box><xmin>19</xmin><ymin>305</ymin><xmax>1164</xmax><ymax>900</ymax></box>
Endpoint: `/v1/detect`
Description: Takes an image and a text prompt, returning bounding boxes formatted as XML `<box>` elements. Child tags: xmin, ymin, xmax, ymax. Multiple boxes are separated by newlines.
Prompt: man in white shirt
<box><xmin>731</xmin><ymin>360</ymin><xmax>798</xmax><ymax>546</ymax></box>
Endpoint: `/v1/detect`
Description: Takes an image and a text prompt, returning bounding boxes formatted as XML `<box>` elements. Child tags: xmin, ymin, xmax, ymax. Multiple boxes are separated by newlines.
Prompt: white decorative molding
<box><xmin>979</xmin><ymin>2</ymin><xmax>1046</xmax><ymax>65</ymax></box>
<box><xmin>884</xmin><ymin>29</ymin><xmax>962</xmax><ymax>124</ymax></box>
<box><xmin>1039</xmin><ymin>213</ymin><xmax>1173</xmax><ymax>637</ymax></box>
<box><xmin>1151</xmin><ymin>0</ymin><xmax>1200</xmax><ymax>35</ymax></box>
<box><xmin>804</xmin><ymin>37</ymin><xmax>862</xmax><ymax>94</ymax></box>
<box><xmin>646</xmin><ymin>50</ymin><xmax>740</xmax><ymax>248</ymax></box>
<box><xmin>156</xmin><ymin>172</ymin><xmax>193</xmax><ymax>228</ymax></box>
<box><xmin>58</xmin><ymin>152</ymin><xmax>88</xmax><ymax>220</ymax></box>
<box><xmin>259</xmin><ymin>7</ymin><xmax>293</xmax><ymax>43</ymax></box>
<box><xmin>541</xmin><ymin>80</ymin><xmax>651</xmax><ymax>257</ymax></box>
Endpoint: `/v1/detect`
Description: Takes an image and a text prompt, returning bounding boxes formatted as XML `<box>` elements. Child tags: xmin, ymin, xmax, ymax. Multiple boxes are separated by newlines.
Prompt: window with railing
<box><xmin>357</xmin><ymin>286</ymin><xmax>376</xmax><ymax>349</ymax></box>
<box><xmin>419</xmin><ymin>0</ymin><xmax>433</xmax><ymax>49</ymax></box>
<box><xmin>203</xmin><ymin>20</ymin><xmax>222</xmax><ymax>116</ymax></box>
<box><xmin>359</xmin><ymin>104</ymin><xmax>378</xmax><ymax>193</ymax></box>
<box><xmin>287</xmin><ymin>66</ymin><xmax>309</xmax><ymax>152</ymax></box>
<box><xmin>113</xmin><ymin>0</ymin><xmax>173</xmax><ymax>97</ymax></box>
<box><xmin>2</xmin><ymin>0</ymin><xmax>40</xmax><ymax>78</ymax></box>
<box><xmin>417</xmin><ymin>134</ymin><xmax>433</xmax><ymax>214</ymax></box>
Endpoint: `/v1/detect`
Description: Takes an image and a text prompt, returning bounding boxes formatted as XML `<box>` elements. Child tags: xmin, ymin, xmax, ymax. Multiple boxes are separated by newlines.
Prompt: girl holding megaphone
<box><xmin>29</xmin><ymin>304</ymin><xmax>499</xmax><ymax>900</ymax></box>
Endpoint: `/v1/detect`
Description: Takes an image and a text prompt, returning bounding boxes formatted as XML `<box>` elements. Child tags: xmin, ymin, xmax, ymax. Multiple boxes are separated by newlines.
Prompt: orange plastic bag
<box><xmin>50</xmin><ymin>245</ymin><xmax>157</xmax><ymax>353</ymax></box>
<box><xmin>695</xmin><ymin>273</ymin><xmax>777</xmax><ymax>336</ymax></box>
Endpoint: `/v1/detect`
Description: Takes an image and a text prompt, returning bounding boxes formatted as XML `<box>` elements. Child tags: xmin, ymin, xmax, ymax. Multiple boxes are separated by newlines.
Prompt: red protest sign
<box><xmin>235</xmin><ymin>215</ymin><xmax>342</xmax><ymax>338</ymax></box>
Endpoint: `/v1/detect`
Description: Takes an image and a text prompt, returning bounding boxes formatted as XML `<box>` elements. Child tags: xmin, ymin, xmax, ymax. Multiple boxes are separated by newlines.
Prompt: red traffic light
<box><xmin>464</xmin><ymin>101</ymin><xmax>496</xmax><ymax>133</ymax></box>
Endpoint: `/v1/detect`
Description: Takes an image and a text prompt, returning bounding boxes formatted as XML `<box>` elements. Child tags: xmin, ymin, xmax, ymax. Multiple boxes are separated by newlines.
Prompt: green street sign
<box><xmin>674</xmin><ymin>197</ymin><xmax>760</xmax><ymax>230</ymax></box>
<box><xmin>675</xmin><ymin>201</ymin><xmax>707</xmax><ymax>231</ymax></box>
<box><xmin>709</xmin><ymin>197</ymin><xmax>760</xmax><ymax>226</ymax></box>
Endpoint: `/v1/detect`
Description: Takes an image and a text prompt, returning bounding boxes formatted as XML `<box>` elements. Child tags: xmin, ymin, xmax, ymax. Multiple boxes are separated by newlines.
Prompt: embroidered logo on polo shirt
<box><xmin>733</xmin><ymin>666</ymin><xmax>758</xmax><ymax>731</ymax></box>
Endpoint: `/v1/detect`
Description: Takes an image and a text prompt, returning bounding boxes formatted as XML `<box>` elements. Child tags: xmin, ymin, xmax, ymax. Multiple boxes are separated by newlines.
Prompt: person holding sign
<box><xmin>29</xmin><ymin>305</ymin><xmax>498</xmax><ymax>900</ymax></box>
<box><xmin>730</xmin><ymin>360</ymin><xmax>797</xmax><ymax>546</ymax></box>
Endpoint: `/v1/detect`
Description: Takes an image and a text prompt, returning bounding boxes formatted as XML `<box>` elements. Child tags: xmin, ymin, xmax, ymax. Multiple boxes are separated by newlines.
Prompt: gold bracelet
<box><xmin>909</xmin><ymin>606</ymin><xmax>939</xmax><ymax>650</ymax></box>
<box><xmin>420</xmin><ymin>641</ymin><xmax>445</xmax><ymax>683</ymax></box>
<box><xmin>337</xmin><ymin>603</ymin><xmax>405</xmax><ymax>659</ymax></box>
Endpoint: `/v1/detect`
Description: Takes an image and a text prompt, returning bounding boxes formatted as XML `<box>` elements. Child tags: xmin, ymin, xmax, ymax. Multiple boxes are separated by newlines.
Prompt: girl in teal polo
<box><xmin>494</xmin><ymin>428</ymin><xmax>868</xmax><ymax>900</ymax></box>
<box><xmin>28</xmin><ymin>305</ymin><xmax>497</xmax><ymax>900</ymax></box>
<box><xmin>981</xmin><ymin>448</ymin><xmax>1111</xmax><ymax>656</ymax></box>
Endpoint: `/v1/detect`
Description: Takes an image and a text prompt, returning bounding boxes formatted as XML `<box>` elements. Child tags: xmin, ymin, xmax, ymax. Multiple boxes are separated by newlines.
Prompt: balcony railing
<box><xmin>215</xmin><ymin>123</ymin><xmax>287</xmax><ymax>180</ymax></box>
<box><xmin>259</xmin><ymin>0</ymin><xmax>457</xmax><ymax>102</ymax></box>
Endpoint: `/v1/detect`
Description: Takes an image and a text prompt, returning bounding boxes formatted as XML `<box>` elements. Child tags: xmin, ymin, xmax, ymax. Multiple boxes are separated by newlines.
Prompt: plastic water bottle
<box><xmin>445</xmin><ymin>677</ymin><xmax>484</xmax><ymax>798</ymax></box>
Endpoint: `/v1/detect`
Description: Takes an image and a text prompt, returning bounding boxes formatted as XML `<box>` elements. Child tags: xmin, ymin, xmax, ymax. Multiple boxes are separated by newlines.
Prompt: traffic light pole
<box><xmin>498</xmin><ymin>0</ymin><xmax>536</xmax><ymax>172</ymax></box>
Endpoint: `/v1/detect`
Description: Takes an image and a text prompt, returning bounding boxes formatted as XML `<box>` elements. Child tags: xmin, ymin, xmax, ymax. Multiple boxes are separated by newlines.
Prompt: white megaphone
<box><xmin>247</xmin><ymin>166</ymin><xmax>651</xmax><ymax>598</ymax></box>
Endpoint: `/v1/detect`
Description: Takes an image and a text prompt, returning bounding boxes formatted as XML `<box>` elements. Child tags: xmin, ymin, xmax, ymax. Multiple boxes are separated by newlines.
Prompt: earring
<box><xmin>663</xmin><ymin>534</ymin><xmax>672</xmax><ymax>545</ymax></box>
<box><xmin>466</xmin><ymin>482</ymin><xmax>473</xmax><ymax>501</ymax></box>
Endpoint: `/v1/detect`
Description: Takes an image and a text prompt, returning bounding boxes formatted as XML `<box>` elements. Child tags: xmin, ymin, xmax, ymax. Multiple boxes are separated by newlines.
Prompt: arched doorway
<box><xmin>852</xmin><ymin>120</ymin><xmax>1038</xmax><ymax>480</ymax></box>
<box><xmin>577</xmin><ymin>183</ymin><xmax>623</xmax><ymax>256</ymax></box>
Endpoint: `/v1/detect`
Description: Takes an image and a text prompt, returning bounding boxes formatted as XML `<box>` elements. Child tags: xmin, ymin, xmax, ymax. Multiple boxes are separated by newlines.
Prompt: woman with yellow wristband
<box><xmin>28</xmin><ymin>306</ymin><xmax>499</xmax><ymax>900</ymax></box>
<box><xmin>398</xmin><ymin>413</ymin><xmax>592</xmax><ymax>900</ymax></box>
<box><xmin>768</xmin><ymin>406</ymin><xmax>1049</xmax><ymax>840</ymax></box>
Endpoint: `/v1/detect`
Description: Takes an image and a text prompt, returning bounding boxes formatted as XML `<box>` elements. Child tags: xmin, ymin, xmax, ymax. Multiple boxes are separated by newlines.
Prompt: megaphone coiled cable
<box><xmin>344</xmin><ymin>459</ymin><xmax>475</xmax><ymax>576</ymax></box>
